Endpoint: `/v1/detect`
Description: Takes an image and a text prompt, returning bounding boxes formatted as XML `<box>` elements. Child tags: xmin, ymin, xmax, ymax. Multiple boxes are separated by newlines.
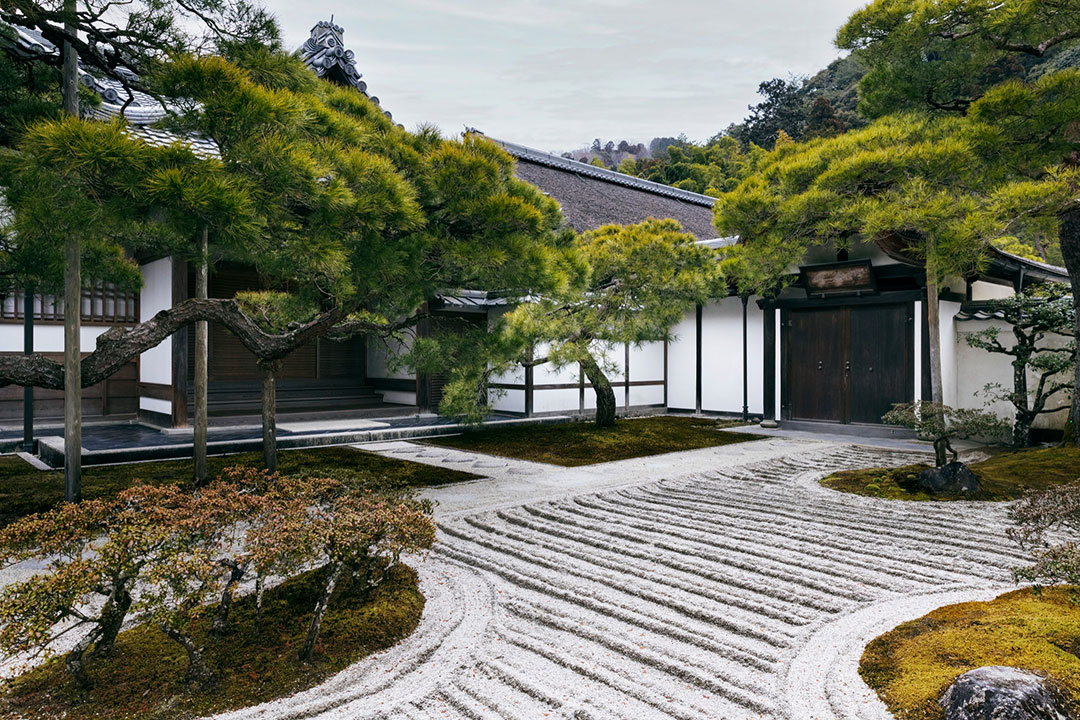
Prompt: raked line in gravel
<box><xmin>208</xmin><ymin>437</ymin><xmax>1018</xmax><ymax>720</ymax></box>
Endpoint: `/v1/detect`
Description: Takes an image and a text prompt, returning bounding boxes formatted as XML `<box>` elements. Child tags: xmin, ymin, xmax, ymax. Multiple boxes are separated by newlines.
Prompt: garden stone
<box><xmin>940</xmin><ymin>666</ymin><xmax>1072</xmax><ymax>720</ymax></box>
<box><xmin>917</xmin><ymin>461</ymin><xmax>981</xmax><ymax>494</ymax></box>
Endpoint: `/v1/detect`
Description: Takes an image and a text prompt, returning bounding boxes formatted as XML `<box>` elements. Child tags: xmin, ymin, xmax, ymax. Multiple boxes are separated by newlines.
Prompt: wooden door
<box><xmin>787</xmin><ymin>308</ymin><xmax>849</xmax><ymax>422</ymax></box>
<box><xmin>849</xmin><ymin>304</ymin><xmax>913</xmax><ymax>424</ymax></box>
<box><xmin>205</xmin><ymin>267</ymin><xmax>317</xmax><ymax>382</ymax></box>
<box><xmin>785</xmin><ymin>303</ymin><xmax>912</xmax><ymax>424</ymax></box>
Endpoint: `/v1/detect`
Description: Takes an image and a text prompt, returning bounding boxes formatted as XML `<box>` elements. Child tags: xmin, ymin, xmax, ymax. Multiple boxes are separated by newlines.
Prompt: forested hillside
<box><xmin>572</xmin><ymin>38</ymin><xmax>1080</xmax><ymax>264</ymax></box>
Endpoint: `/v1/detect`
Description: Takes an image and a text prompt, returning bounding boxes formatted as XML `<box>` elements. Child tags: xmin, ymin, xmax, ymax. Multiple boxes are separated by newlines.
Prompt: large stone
<box><xmin>940</xmin><ymin>666</ymin><xmax>1073</xmax><ymax>720</ymax></box>
<box><xmin>917</xmin><ymin>461</ymin><xmax>982</xmax><ymax>494</ymax></box>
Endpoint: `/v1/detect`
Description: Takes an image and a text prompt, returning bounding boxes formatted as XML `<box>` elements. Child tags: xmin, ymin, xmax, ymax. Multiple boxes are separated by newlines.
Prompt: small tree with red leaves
<box><xmin>133</xmin><ymin>480</ymin><xmax>256</xmax><ymax>688</ymax></box>
<box><xmin>280</xmin><ymin>483</ymin><xmax>436</xmax><ymax>662</ymax></box>
<box><xmin>0</xmin><ymin>484</ymin><xmax>214</xmax><ymax>688</ymax></box>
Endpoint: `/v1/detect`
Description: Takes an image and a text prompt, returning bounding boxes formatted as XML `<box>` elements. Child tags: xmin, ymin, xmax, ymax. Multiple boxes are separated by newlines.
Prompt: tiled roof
<box><xmin>435</xmin><ymin>289</ymin><xmax>513</xmax><ymax>309</ymax></box>
<box><xmin>986</xmin><ymin>246</ymin><xmax>1069</xmax><ymax>284</ymax></box>
<box><xmin>470</xmin><ymin>132</ymin><xmax>718</xmax><ymax>241</ymax></box>
<box><xmin>479</xmin><ymin>133</ymin><xmax>717</xmax><ymax>208</ymax></box>
<box><xmin>1</xmin><ymin>21</ymin><xmax>220</xmax><ymax>159</ymax></box>
<box><xmin>954</xmin><ymin>305</ymin><xmax>1007</xmax><ymax>322</ymax></box>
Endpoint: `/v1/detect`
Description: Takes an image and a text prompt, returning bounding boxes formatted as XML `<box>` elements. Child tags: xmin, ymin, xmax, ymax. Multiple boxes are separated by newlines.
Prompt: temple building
<box><xmin>0</xmin><ymin>19</ymin><xmax>1071</xmax><ymax>440</ymax></box>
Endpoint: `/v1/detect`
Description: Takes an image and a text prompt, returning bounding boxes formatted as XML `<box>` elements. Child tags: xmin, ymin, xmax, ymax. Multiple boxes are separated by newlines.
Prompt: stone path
<box><xmin>214</xmin><ymin>438</ymin><xmax>1020</xmax><ymax>720</ymax></box>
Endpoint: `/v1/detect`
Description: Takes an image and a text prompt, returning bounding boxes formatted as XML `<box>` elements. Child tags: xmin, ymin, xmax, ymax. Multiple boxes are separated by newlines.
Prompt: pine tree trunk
<box><xmin>926</xmin><ymin>271</ymin><xmax>945</xmax><ymax>406</ymax></box>
<box><xmin>300</xmin><ymin>561</ymin><xmax>343</xmax><ymax>662</ymax></box>
<box><xmin>61</xmin><ymin>0</ymin><xmax>78</xmax><ymax>117</ymax></box>
<box><xmin>193</xmin><ymin>227</ymin><xmax>209</xmax><ymax>484</ymax></box>
<box><xmin>159</xmin><ymin>624</ymin><xmax>214</xmax><ymax>687</ymax></box>
<box><xmin>260</xmin><ymin>361</ymin><xmax>279</xmax><ymax>473</ymax></box>
<box><xmin>63</xmin><ymin>236</ymin><xmax>81</xmax><ymax>503</ymax></box>
<box><xmin>61</xmin><ymin>8</ymin><xmax>80</xmax><ymax>502</ymax></box>
<box><xmin>1060</xmin><ymin>205</ymin><xmax>1080</xmax><ymax>446</ymax></box>
<box><xmin>580</xmin><ymin>353</ymin><xmax>616</xmax><ymax>428</ymax></box>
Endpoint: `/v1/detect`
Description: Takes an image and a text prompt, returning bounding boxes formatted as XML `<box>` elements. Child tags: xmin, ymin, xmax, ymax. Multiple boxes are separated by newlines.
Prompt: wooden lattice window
<box><xmin>1</xmin><ymin>283</ymin><xmax>140</xmax><ymax>324</ymax></box>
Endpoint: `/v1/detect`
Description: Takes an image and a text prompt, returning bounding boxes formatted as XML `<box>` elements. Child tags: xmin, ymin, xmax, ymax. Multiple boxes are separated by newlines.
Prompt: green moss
<box><xmin>425</xmin><ymin>416</ymin><xmax>764</xmax><ymax>467</ymax></box>
<box><xmin>860</xmin><ymin>587</ymin><xmax>1080</xmax><ymax>720</ymax></box>
<box><xmin>0</xmin><ymin>563</ymin><xmax>424</xmax><ymax>720</ymax></box>
<box><xmin>0</xmin><ymin>446</ymin><xmax>480</xmax><ymax>526</ymax></box>
<box><xmin>820</xmin><ymin>445</ymin><xmax>1080</xmax><ymax>502</ymax></box>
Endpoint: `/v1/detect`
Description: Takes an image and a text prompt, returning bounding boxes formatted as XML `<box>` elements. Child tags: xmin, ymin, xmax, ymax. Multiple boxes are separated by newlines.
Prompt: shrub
<box><xmin>1009</xmin><ymin>480</ymin><xmax>1080</xmax><ymax>589</ymax></box>
<box><xmin>883</xmin><ymin>402</ymin><xmax>1010</xmax><ymax>466</ymax></box>
<box><xmin>0</xmin><ymin>468</ymin><xmax>436</xmax><ymax>688</ymax></box>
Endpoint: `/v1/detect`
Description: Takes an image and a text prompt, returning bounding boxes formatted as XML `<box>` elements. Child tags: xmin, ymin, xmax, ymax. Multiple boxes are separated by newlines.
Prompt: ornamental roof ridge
<box><xmin>299</xmin><ymin>18</ymin><xmax>396</xmax><ymax>124</ymax></box>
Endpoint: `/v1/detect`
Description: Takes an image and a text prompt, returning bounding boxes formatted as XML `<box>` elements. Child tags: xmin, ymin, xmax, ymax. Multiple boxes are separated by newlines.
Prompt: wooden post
<box><xmin>578</xmin><ymin>362</ymin><xmax>585</xmax><ymax>414</ymax></box>
<box><xmin>194</xmin><ymin>228</ymin><xmax>208</xmax><ymax>483</ymax></box>
<box><xmin>741</xmin><ymin>295</ymin><xmax>749</xmax><ymax>422</ymax></box>
<box><xmin>171</xmin><ymin>259</ymin><xmax>189</xmax><ymax>427</ymax></box>
<box><xmin>624</xmin><ymin>343</ymin><xmax>630</xmax><ymax>413</ymax></box>
<box><xmin>23</xmin><ymin>287</ymin><xmax>33</xmax><ymax>452</ymax></box>
<box><xmin>663</xmin><ymin>338</ymin><xmax>668</xmax><ymax>409</ymax></box>
<box><xmin>415</xmin><ymin>309</ymin><xmax>430</xmax><ymax>413</ymax></box>
<box><xmin>695</xmin><ymin>304</ymin><xmax>702</xmax><ymax>414</ymax></box>
<box><xmin>524</xmin><ymin>350</ymin><xmax>534</xmax><ymax>418</ymax></box>
<box><xmin>762</xmin><ymin>305</ymin><xmax>777</xmax><ymax>427</ymax></box>
<box><xmin>261</xmin><ymin>361</ymin><xmax>279</xmax><ymax>473</ymax></box>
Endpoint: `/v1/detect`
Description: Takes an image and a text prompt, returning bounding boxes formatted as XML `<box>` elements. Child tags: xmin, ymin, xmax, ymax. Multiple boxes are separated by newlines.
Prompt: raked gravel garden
<box><xmin>183</xmin><ymin>435</ymin><xmax>1024</xmax><ymax>720</ymax></box>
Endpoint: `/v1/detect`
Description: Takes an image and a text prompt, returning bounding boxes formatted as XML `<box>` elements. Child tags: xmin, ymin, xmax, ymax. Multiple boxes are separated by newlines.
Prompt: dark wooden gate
<box><xmin>785</xmin><ymin>303</ymin><xmax>913</xmax><ymax>424</ymax></box>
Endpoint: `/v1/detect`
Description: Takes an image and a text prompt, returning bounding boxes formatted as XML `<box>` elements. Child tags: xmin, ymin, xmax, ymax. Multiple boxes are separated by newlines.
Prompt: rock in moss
<box><xmin>918</xmin><ymin>461</ymin><xmax>981</xmax><ymax>494</ymax></box>
<box><xmin>940</xmin><ymin>666</ymin><xmax>1072</xmax><ymax>720</ymax></box>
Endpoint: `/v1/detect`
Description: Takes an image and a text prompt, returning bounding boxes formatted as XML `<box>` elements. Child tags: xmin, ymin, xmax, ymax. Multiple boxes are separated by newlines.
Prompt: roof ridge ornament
<box><xmin>299</xmin><ymin>19</ymin><xmax>396</xmax><ymax>122</ymax></box>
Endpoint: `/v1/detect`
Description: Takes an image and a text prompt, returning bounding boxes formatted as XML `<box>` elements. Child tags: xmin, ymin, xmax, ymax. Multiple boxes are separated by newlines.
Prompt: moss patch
<box><xmin>860</xmin><ymin>586</ymin><xmax>1080</xmax><ymax>720</ymax></box>
<box><xmin>820</xmin><ymin>445</ymin><xmax>1080</xmax><ymax>501</ymax></box>
<box><xmin>0</xmin><ymin>446</ymin><xmax>479</xmax><ymax>526</ymax></box>
<box><xmin>425</xmin><ymin>416</ymin><xmax>763</xmax><ymax>467</ymax></box>
<box><xmin>1</xmin><ymin>563</ymin><xmax>424</xmax><ymax>720</ymax></box>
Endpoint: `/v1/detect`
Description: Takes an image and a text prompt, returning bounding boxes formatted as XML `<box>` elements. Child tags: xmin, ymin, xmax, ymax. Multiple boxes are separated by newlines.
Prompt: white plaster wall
<box><xmin>970</xmin><ymin>281</ymin><xmax>1013</xmax><ymax>301</ymax></box>
<box><xmin>699</xmin><ymin>298</ymin><xmax>764</xmax><ymax>415</ymax></box>
<box><xmin>139</xmin><ymin>397</ymin><xmax>171</xmax><ymax>415</ymax></box>
<box><xmin>630</xmin><ymin>384</ymin><xmax>665</xmax><ymax>406</ymax></box>
<box><xmin>139</xmin><ymin>258</ymin><xmax>173</xmax><ymax>385</ymax></box>
<box><xmin>366</xmin><ymin>336</ymin><xmax>416</xmax><ymax>381</ymax></box>
<box><xmin>939</xmin><ymin>300</ymin><xmax>962</xmax><ymax>409</ymax></box>
<box><xmin>629</xmin><ymin>341</ymin><xmax>665</xmax><ymax>382</ymax></box>
<box><xmin>0</xmin><ymin>324</ymin><xmax>111</xmax><ymax>354</ymax></box>
<box><xmin>380</xmin><ymin>390</ymin><xmax>417</xmax><ymax>406</ymax></box>
<box><xmin>491</xmin><ymin>388</ymin><xmax>525</xmax><ymax>414</ymax></box>
<box><xmin>533</xmin><ymin>388</ymin><xmax>581</xmax><ymax>414</ymax></box>
<box><xmin>666</xmin><ymin>310</ymin><xmax>697</xmax><ymax>410</ymax></box>
<box><xmin>953</xmin><ymin>318</ymin><xmax>1070</xmax><ymax>430</ymax></box>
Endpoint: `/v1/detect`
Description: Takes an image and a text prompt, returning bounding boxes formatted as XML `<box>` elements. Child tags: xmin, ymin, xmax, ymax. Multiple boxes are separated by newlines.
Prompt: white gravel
<box><xmin>2</xmin><ymin>437</ymin><xmax>1024</xmax><ymax>719</ymax></box>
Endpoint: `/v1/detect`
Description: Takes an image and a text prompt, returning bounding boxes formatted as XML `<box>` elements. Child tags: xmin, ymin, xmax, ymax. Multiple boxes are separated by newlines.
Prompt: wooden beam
<box><xmin>171</xmin><ymin>257</ymin><xmax>189</xmax><ymax>427</ymax></box>
<box><xmin>695</xmin><ymin>304</ymin><xmax>703</xmax><ymax>414</ymax></box>
<box><xmin>762</xmin><ymin>306</ymin><xmax>776</xmax><ymax>424</ymax></box>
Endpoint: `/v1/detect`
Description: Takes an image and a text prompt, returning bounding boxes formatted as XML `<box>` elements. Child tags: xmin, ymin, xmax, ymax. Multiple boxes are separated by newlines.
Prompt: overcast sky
<box><xmin>262</xmin><ymin>0</ymin><xmax>869</xmax><ymax>153</ymax></box>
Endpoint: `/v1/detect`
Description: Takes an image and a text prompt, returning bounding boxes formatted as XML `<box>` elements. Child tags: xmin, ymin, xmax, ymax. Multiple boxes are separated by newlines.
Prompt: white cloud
<box><xmin>262</xmin><ymin>0</ymin><xmax>868</xmax><ymax>149</ymax></box>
